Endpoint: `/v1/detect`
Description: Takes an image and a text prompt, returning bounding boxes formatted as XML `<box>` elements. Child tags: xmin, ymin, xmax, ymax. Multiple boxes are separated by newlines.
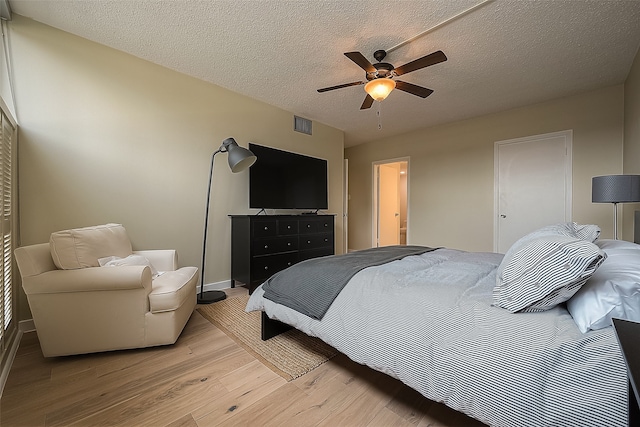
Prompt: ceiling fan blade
<box><xmin>344</xmin><ymin>52</ymin><xmax>376</xmax><ymax>73</ymax></box>
<box><xmin>360</xmin><ymin>94</ymin><xmax>374</xmax><ymax>110</ymax></box>
<box><xmin>317</xmin><ymin>81</ymin><xmax>365</xmax><ymax>93</ymax></box>
<box><xmin>395</xmin><ymin>80</ymin><xmax>434</xmax><ymax>98</ymax></box>
<box><xmin>394</xmin><ymin>50</ymin><xmax>447</xmax><ymax>76</ymax></box>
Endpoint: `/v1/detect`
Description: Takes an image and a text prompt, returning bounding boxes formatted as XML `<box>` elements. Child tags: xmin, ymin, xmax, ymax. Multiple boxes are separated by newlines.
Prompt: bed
<box><xmin>246</xmin><ymin>223</ymin><xmax>638</xmax><ymax>426</ymax></box>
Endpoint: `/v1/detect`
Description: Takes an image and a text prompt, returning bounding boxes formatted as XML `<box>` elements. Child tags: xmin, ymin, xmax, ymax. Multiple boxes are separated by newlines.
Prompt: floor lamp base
<box><xmin>197</xmin><ymin>290</ymin><xmax>227</xmax><ymax>304</ymax></box>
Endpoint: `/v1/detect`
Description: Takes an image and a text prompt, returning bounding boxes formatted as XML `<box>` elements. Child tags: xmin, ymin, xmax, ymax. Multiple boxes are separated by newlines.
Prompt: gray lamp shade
<box><xmin>592</xmin><ymin>175</ymin><xmax>640</xmax><ymax>203</ymax></box>
<box><xmin>222</xmin><ymin>137</ymin><xmax>257</xmax><ymax>172</ymax></box>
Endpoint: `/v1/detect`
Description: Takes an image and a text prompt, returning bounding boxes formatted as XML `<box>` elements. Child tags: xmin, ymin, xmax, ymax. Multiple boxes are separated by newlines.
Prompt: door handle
<box><xmin>500</xmin><ymin>214</ymin><xmax>507</xmax><ymax>218</ymax></box>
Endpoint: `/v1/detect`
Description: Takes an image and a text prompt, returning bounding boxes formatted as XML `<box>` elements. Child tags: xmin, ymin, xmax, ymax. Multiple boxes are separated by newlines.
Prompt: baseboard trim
<box><xmin>197</xmin><ymin>279</ymin><xmax>233</xmax><ymax>293</ymax></box>
<box><xmin>19</xmin><ymin>319</ymin><xmax>35</xmax><ymax>333</ymax></box>
<box><xmin>0</xmin><ymin>327</ymin><xmax>22</xmax><ymax>398</ymax></box>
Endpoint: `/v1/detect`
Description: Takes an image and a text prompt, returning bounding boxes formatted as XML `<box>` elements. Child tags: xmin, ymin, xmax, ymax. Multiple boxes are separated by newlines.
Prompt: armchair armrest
<box><xmin>22</xmin><ymin>265</ymin><xmax>153</xmax><ymax>295</ymax></box>
<box><xmin>134</xmin><ymin>250</ymin><xmax>178</xmax><ymax>271</ymax></box>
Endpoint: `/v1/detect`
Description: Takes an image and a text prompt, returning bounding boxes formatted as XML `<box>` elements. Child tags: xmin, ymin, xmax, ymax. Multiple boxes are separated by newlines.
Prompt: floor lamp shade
<box><xmin>224</xmin><ymin>137</ymin><xmax>257</xmax><ymax>172</ymax></box>
<box><xmin>198</xmin><ymin>138</ymin><xmax>257</xmax><ymax>304</ymax></box>
<box><xmin>592</xmin><ymin>175</ymin><xmax>640</xmax><ymax>240</ymax></box>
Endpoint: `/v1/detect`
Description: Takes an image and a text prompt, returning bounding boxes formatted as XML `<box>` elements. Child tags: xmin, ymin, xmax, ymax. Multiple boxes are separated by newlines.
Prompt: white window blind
<box><xmin>0</xmin><ymin>108</ymin><xmax>14</xmax><ymax>353</ymax></box>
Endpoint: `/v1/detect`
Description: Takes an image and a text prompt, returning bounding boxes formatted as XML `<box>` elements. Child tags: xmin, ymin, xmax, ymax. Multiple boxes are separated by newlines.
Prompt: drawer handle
<box><xmin>264</xmin><ymin>226</ymin><xmax>268</xmax><ymax>230</ymax></box>
<box><xmin>287</xmin><ymin>225</ymin><xmax>291</xmax><ymax>229</ymax></box>
<box><xmin>264</xmin><ymin>266</ymin><xmax>269</xmax><ymax>270</ymax></box>
<box><xmin>324</xmin><ymin>238</ymin><xmax>328</xmax><ymax>242</ymax></box>
<box><xmin>307</xmin><ymin>224</ymin><xmax>311</xmax><ymax>228</ymax></box>
<box><xmin>264</xmin><ymin>245</ymin><xmax>268</xmax><ymax>249</ymax></box>
<box><xmin>307</xmin><ymin>240</ymin><xmax>311</xmax><ymax>244</ymax></box>
<box><xmin>287</xmin><ymin>242</ymin><xmax>291</xmax><ymax>246</ymax></box>
<box><xmin>287</xmin><ymin>262</ymin><xmax>292</xmax><ymax>266</ymax></box>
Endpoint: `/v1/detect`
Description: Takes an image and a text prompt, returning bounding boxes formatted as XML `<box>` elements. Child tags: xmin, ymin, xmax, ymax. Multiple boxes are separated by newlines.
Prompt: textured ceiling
<box><xmin>9</xmin><ymin>0</ymin><xmax>640</xmax><ymax>147</ymax></box>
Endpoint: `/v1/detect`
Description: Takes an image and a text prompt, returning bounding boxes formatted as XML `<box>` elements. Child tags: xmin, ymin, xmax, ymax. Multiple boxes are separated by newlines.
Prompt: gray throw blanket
<box><xmin>262</xmin><ymin>245</ymin><xmax>436</xmax><ymax>320</ymax></box>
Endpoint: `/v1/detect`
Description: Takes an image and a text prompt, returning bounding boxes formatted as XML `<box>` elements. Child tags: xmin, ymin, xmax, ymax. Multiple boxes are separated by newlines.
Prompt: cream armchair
<box><xmin>15</xmin><ymin>224</ymin><xmax>198</xmax><ymax>357</ymax></box>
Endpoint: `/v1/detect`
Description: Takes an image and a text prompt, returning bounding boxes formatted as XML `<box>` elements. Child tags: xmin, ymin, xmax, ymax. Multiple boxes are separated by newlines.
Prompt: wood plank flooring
<box><xmin>1</xmin><ymin>287</ymin><xmax>486</xmax><ymax>426</ymax></box>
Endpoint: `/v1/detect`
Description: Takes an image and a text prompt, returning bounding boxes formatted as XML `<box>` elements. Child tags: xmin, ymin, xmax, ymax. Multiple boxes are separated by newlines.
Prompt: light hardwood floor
<box><xmin>1</xmin><ymin>287</ymin><xmax>485</xmax><ymax>426</ymax></box>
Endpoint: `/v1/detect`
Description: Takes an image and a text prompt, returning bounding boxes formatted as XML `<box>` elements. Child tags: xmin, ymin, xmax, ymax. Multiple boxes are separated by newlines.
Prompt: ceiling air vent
<box><xmin>294</xmin><ymin>116</ymin><xmax>312</xmax><ymax>135</ymax></box>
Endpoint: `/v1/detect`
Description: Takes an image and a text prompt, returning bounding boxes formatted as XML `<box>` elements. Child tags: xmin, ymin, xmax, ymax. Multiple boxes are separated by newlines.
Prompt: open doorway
<box><xmin>372</xmin><ymin>159</ymin><xmax>409</xmax><ymax>247</ymax></box>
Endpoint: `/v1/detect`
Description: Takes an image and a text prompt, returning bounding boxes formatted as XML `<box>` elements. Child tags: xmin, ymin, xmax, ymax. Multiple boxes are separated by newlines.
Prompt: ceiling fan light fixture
<box><xmin>364</xmin><ymin>78</ymin><xmax>396</xmax><ymax>101</ymax></box>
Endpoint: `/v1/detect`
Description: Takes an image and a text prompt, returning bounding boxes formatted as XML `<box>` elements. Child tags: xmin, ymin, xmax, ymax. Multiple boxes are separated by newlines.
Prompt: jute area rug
<box><xmin>197</xmin><ymin>295</ymin><xmax>337</xmax><ymax>381</ymax></box>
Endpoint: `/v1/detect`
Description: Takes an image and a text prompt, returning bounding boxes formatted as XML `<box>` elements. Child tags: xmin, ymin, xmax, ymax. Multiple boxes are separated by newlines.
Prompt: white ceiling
<box><xmin>8</xmin><ymin>0</ymin><xmax>640</xmax><ymax>147</ymax></box>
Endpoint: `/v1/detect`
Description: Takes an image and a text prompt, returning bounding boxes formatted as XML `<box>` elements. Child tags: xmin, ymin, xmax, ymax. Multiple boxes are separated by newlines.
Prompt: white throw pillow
<box><xmin>567</xmin><ymin>239</ymin><xmax>640</xmax><ymax>333</ymax></box>
<box><xmin>98</xmin><ymin>254</ymin><xmax>160</xmax><ymax>278</ymax></box>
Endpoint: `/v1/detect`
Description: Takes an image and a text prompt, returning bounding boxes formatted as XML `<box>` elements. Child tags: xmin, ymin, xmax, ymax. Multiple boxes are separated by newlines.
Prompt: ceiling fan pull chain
<box><xmin>377</xmin><ymin>101</ymin><xmax>382</xmax><ymax>130</ymax></box>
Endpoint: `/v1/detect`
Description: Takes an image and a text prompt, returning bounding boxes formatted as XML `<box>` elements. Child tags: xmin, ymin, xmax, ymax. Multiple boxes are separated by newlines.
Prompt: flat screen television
<box><xmin>249</xmin><ymin>143</ymin><xmax>328</xmax><ymax>210</ymax></box>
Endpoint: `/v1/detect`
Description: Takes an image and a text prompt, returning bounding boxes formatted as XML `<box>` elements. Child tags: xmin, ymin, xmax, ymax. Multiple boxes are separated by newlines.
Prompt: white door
<box><xmin>378</xmin><ymin>163</ymin><xmax>400</xmax><ymax>246</ymax></box>
<box><xmin>495</xmin><ymin>131</ymin><xmax>572</xmax><ymax>253</ymax></box>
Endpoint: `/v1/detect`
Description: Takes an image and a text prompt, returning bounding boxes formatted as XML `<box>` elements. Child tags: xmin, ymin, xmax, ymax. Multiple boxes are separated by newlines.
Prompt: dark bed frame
<box><xmin>261</xmin><ymin>312</ymin><xmax>292</xmax><ymax>340</ymax></box>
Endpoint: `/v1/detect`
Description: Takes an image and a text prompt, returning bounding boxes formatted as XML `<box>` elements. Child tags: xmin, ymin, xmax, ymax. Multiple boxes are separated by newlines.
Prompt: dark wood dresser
<box><xmin>230</xmin><ymin>214</ymin><xmax>335</xmax><ymax>294</ymax></box>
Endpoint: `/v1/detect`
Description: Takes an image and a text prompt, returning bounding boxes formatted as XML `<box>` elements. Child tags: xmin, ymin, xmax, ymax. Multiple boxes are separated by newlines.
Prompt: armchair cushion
<box><xmin>49</xmin><ymin>223</ymin><xmax>133</xmax><ymax>270</ymax></box>
<box><xmin>149</xmin><ymin>267</ymin><xmax>198</xmax><ymax>313</ymax></box>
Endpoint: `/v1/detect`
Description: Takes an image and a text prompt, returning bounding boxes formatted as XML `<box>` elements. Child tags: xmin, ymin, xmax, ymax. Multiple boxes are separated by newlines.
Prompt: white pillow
<box><xmin>567</xmin><ymin>239</ymin><xmax>640</xmax><ymax>333</ymax></box>
<box><xmin>98</xmin><ymin>254</ymin><xmax>160</xmax><ymax>278</ymax></box>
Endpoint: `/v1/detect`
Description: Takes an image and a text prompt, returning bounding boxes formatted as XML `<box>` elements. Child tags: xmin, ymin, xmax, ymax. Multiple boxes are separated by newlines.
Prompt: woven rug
<box><xmin>197</xmin><ymin>295</ymin><xmax>337</xmax><ymax>381</ymax></box>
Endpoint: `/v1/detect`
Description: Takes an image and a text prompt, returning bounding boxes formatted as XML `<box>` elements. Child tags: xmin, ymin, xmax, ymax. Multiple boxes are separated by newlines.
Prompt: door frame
<box><xmin>343</xmin><ymin>159</ymin><xmax>349</xmax><ymax>253</ymax></box>
<box><xmin>493</xmin><ymin>130</ymin><xmax>573</xmax><ymax>252</ymax></box>
<box><xmin>372</xmin><ymin>157</ymin><xmax>410</xmax><ymax>248</ymax></box>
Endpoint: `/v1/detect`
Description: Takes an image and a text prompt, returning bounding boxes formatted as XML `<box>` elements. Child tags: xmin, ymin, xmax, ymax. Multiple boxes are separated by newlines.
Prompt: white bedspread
<box><xmin>246</xmin><ymin>248</ymin><xmax>628</xmax><ymax>427</ymax></box>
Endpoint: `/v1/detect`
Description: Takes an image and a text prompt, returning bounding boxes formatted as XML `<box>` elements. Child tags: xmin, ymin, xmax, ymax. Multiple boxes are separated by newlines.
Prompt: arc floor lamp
<box><xmin>198</xmin><ymin>137</ymin><xmax>256</xmax><ymax>304</ymax></box>
<box><xmin>592</xmin><ymin>175</ymin><xmax>640</xmax><ymax>240</ymax></box>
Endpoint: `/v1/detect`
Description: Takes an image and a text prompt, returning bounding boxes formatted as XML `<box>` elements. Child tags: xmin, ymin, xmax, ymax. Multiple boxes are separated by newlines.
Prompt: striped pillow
<box><xmin>494</xmin><ymin>235</ymin><xmax>606</xmax><ymax>313</ymax></box>
<box><xmin>496</xmin><ymin>222</ymin><xmax>600</xmax><ymax>286</ymax></box>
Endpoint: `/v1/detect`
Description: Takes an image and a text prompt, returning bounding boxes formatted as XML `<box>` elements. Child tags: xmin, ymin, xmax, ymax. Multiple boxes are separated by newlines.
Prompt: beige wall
<box><xmin>9</xmin><ymin>16</ymin><xmax>344</xmax><ymax>321</ymax></box>
<box><xmin>623</xmin><ymin>46</ymin><xmax>640</xmax><ymax>240</ymax></box>
<box><xmin>345</xmin><ymin>85</ymin><xmax>625</xmax><ymax>252</ymax></box>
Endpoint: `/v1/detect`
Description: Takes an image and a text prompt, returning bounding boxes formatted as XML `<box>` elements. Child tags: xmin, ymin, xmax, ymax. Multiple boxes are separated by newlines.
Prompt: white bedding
<box><xmin>246</xmin><ymin>248</ymin><xmax>628</xmax><ymax>427</ymax></box>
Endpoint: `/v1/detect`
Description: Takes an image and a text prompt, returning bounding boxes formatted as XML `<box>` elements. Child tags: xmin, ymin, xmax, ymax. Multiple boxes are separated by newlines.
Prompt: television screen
<box><xmin>249</xmin><ymin>143</ymin><xmax>328</xmax><ymax>210</ymax></box>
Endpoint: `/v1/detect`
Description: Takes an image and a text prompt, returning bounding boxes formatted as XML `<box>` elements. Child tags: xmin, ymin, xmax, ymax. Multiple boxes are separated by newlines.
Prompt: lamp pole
<box><xmin>198</xmin><ymin>138</ymin><xmax>256</xmax><ymax>304</ymax></box>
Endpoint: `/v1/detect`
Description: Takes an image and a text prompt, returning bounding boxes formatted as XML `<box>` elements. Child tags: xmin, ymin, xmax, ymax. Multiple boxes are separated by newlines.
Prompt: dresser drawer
<box><xmin>253</xmin><ymin>220</ymin><xmax>277</xmax><ymax>238</ymax></box>
<box><xmin>299</xmin><ymin>232</ymin><xmax>333</xmax><ymax>250</ymax></box>
<box><xmin>299</xmin><ymin>219</ymin><xmax>318</xmax><ymax>234</ymax></box>
<box><xmin>278</xmin><ymin>219</ymin><xmax>298</xmax><ymax>235</ymax></box>
<box><xmin>252</xmin><ymin>253</ymin><xmax>298</xmax><ymax>281</ymax></box>
<box><xmin>299</xmin><ymin>217</ymin><xmax>333</xmax><ymax>234</ymax></box>
<box><xmin>253</xmin><ymin>236</ymin><xmax>298</xmax><ymax>256</ymax></box>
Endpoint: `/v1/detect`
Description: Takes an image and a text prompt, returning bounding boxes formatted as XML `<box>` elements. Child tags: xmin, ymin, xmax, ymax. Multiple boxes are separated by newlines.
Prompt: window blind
<box><xmin>0</xmin><ymin>109</ymin><xmax>14</xmax><ymax>354</ymax></box>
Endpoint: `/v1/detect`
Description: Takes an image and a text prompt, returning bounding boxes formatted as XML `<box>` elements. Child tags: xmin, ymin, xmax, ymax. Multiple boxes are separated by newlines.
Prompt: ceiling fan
<box><xmin>317</xmin><ymin>49</ymin><xmax>447</xmax><ymax>110</ymax></box>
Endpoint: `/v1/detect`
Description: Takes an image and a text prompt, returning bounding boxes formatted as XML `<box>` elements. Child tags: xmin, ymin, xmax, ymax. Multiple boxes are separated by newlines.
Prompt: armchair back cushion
<box><xmin>49</xmin><ymin>223</ymin><xmax>133</xmax><ymax>270</ymax></box>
